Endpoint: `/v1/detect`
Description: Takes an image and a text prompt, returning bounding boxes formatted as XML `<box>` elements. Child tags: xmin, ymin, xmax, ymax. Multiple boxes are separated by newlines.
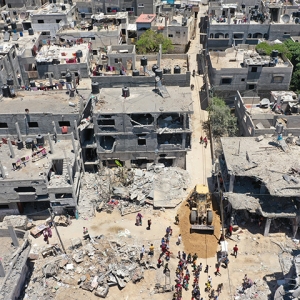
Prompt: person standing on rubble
<box><xmin>177</xmin><ymin>234</ymin><xmax>182</xmax><ymax>245</ymax></box>
<box><xmin>140</xmin><ymin>245</ymin><xmax>145</xmax><ymax>260</ymax></box>
<box><xmin>203</xmin><ymin>137</ymin><xmax>208</xmax><ymax>148</ymax></box>
<box><xmin>149</xmin><ymin>243</ymin><xmax>155</xmax><ymax>256</ymax></box>
<box><xmin>147</xmin><ymin>219</ymin><xmax>152</xmax><ymax>230</ymax></box>
<box><xmin>175</xmin><ymin>214</ymin><xmax>180</xmax><ymax>225</ymax></box>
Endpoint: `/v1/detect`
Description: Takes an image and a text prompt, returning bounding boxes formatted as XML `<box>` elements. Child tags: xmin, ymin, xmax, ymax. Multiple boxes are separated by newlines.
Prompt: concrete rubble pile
<box><xmin>1</xmin><ymin>215</ymin><xmax>28</xmax><ymax>230</ymax></box>
<box><xmin>234</xmin><ymin>279</ymin><xmax>271</xmax><ymax>300</ymax></box>
<box><xmin>23</xmin><ymin>235</ymin><xmax>150</xmax><ymax>299</ymax></box>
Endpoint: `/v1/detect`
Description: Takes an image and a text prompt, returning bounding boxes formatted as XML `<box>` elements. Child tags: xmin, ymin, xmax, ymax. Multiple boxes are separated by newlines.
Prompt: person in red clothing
<box><xmin>227</xmin><ymin>224</ymin><xmax>233</xmax><ymax>237</ymax></box>
<box><xmin>233</xmin><ymin>244</ymin><xmax>238</xmax><ymax>258</ymax></box>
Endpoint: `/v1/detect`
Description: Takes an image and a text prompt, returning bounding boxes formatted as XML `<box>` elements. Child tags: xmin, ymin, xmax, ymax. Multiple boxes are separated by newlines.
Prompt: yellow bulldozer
<box><xmin>189</xmin><ymin>184</ymin><xmax>214</xmax><ymax>233</ymax></box>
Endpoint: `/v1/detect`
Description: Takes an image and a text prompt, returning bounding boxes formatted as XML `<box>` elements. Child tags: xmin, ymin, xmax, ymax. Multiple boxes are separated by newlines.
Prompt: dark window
<box><xmin>14</xmin><ymin>186</ymin><xmax>36</xmax><ymax>193</ymax></box>
<box><xmin>58</xmin><ymin>121</ymin><xmax>71</xmax><ymax>127</ymax></box>
<box><xmin>91</xmin><ymin>37</ymin><xmax>96</xmax><ymax>40</ymax></box>
<box><xmin>241</xmin><ymin>78</ymin><xmax>245</xmax><ymax>81</ymax></box>
<box><xmin>273</xmin><ymin>76</ymin><xmax>284</xmax><ymax>83</ymax></box>
<box><xmin>168</xmin><ymin>34</ymin><xmax>173</xmax><ymax>38</ymax></box>
<box><xmin>0</xmin><ymin>204</ymin><xmax>9</xmax><ymax>209</ymax></box>
<box><xmin>247</xmin><ymin>84</ymin><xmax>255</xmax><ymax>90</ymax></box>
<box><xmin>56</xmin><ymin>19</ymin><xmax>62</xmax><ymax>23</ymax></box>
<box><xmin>98</xmin><ymin>119</ymin><xmax>115</xmax><ymax>126</ymax></box>
<box><xmin>138</xmin><ymin>139</ymin><xmax>146</xmax><ymax>145</ymax></box>
<box><xmin>251</xmin><ymin>67</ymin><xmax>258</xmax><ymax>72</ymax></box>
<box><xmin>28</xmin><ymin>122</ymin><xmax>39</xmax><ymax>127</ymax></box>
<box><xmin>41</xmin><ymin>31</ymin><xmax>50</xmax><ymax>35</ymax></box>
<box><xmin>0</xmin><ymin>123</ymin><xmax>8</xmax><ymax>128</ymax></box>
<box><xmin>221</xmin><ymin>78</ymin><xmax>232</xmax><ymax>84</ymax></box>
<box><xmin>38</xmin><ymin>20</ymin><xmax>44</xmax><ymax>23</ymax></box>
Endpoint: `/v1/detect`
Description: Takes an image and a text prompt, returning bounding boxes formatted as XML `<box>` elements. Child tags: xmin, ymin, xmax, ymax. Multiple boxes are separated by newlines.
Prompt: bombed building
<box><xmin>0</xmin><ymin>88</ymin><xmax>90</xmax><ymax>219</ymax></box>
<box><xmin>218</xmin><ymin>136</ymin><xmax>300</xmax><ymax>237</ymax></box>
<box><xmin>79</xmin><ymin>85</ymin><xmax>193</xmax><ymax>170</ymax></box>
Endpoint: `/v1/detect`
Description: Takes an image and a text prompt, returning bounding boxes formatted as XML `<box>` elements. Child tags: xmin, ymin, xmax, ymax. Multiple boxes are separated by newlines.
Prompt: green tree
<box><xmin>136</xmin><ymin>29</ymin><xmax>174</xmax><ymax>54</ymax></box>
<box><xmin>207</xmin><ymin>97</ymin><xmax>238</xmax><ymax>137</ymax></box>
<box><xmin>284</xmin><ymin>39</ymin><xmax>300</xmax><ymax>92</ymax></box>
<box><xmin>256</xmin><ymin>42</ymin><xmax>290</xmax><ymax>58</ymax></box>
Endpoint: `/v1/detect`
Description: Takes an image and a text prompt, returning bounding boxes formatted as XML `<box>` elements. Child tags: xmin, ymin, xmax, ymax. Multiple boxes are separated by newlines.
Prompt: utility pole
<box><xmin>48</xmin><ymin>208</ymin><xmax>66</xmax><ymax>254</ymax></box>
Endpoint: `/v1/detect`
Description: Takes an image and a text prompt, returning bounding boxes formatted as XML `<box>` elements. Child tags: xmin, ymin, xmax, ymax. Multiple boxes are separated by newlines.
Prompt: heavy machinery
<box><xmin>189</xmin><ymin>184</ymin><xmax>214</xmax><ymax>233</ymax></box>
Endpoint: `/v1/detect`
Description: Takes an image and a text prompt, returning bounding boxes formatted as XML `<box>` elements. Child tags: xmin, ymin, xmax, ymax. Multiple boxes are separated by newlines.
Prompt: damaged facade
<box><xmin>0</xmin><ymin>226</ymin><xmax>31</xmax><ymax>300</ymax></box>
<box><xmin>0</xmin><ymin>89</ymin><xmax>89</xmax><ymax>219</ymax></box>
<box><xmin>218</xmin><ymin>136</ymin><xmax>300</xmax><ymax>237</ymax></box>
<box><xmin>79</xmin><ymin>86</ymin><xmax>193</xmax><ymax>170</ymax></box>
<box><xmin>235</xmin><ymin>90</ymin><xmax>300</xmax><ymax>137</ymax></box>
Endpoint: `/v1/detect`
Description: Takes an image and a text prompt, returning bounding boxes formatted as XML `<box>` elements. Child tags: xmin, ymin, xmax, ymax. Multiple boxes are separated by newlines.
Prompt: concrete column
<box><xmin>15</xmin><ymin>122</ymin><xmax>22</xmax><ymax>141</ymax></box>
<box><xmin>7</xmin><ymin>138</ymin><xmax>15</xmax><ymax>158</ymax></box>
<box><xmin>157</xmin><ymin>44</ymin><xmax>162</xmax><ymax>68</ymax></box>
<box><xmin>47</xmin><ymin>133</ymin><xmax>54</xmax><ymax>154</ymax></box>
<box><xmin>74</xmin><ymin>120</ymin><xmax>79</xmax><ymax>140</ymax></box>
<box><xmin>67</xmin><ymin>163</ymin><xmax>74</xmax><ymax>185</ymax></box>
<box><xmin>0</xmin><ymin>258</ymin><xmax>5</xmax><ymax>277</ymax></box>
<box><xmin>8</xmin><ymin>225</ymin><xmax>19</xmax><ymax>247</ymax></box>
<box><xmin>0</xmin><ymin>161</ymin><xmax>6</xmax><ymax>179</ymax></box>
<box><xmin>292</xmin><ymin>217</ymin><xmax>299</xmax><ymax>238</ymax></box>
<box><xmin>182</xmin><ymin>133</ymin><xmax>186</xmax><ymax>149</ymax></box>
<box><xmin>227</xmin><ymin>10</ymin><xmax>231</xmax><ymax>25</ymax></box>
<box><xmin>71</xmin><ymin>132</ymin><xmax>80</xmax><ymax>171</ymax></box>
<box><xmin>52</xmin><ymin>121</ymin><xmax>58</xmax><ymax>135</ymax></box>
<box><xmin>264</xmin><ymin>218</ymin><xmax>271</xmax><ymax>236</ymax></box>
<box><xmin>229</xmin><ymin>174</ymin><xmax>235</xmax><ymax>192</ymax></box>
<box><xmin>183</xmin><ymin>113</ymin><xmax>186</xmax><ymax>130</ymax></box>
<box><xmin>132</xmin><ymin>54</ymin><xmax>135</xmax><ymax>70</ymax></box>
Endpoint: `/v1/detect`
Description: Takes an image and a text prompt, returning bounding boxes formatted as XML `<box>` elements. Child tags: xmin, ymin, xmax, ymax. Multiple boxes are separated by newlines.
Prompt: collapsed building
<box><xmin>218</xmin><ymin>136</ymin><xmax>300</xmax><ymax>237</ymax></box>
<box><xmin>0</xmin><ymin>88</ymin><xmax>90</xmax><ymax>219</ymax></box>
<box><xmin>79</xmin><ymin>85</ymin><xmax>193</xmax><ymax>170</ymax></box>
<box><xmin>235</xmin><ymin>90</ymin><xmax>300</xmax><ymax>137</ymax></box>
<box><xmin>0</xmin><ymin>226</ymin><xmax>31</xmax><ymax>300</ymax></box>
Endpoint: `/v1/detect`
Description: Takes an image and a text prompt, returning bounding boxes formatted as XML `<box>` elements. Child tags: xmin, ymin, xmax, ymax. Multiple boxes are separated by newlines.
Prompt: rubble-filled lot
<box><xmin>78</xmin><ymin>165</ymin><xmax>190</xmax><ymax>219</ymax></box>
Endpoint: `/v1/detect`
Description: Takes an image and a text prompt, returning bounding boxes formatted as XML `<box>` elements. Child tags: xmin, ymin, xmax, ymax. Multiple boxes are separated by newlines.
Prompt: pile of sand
<box><xmin>178</xmin><ymin>200</ymin><xmax>221</xmax><ymax>258</ymax></box>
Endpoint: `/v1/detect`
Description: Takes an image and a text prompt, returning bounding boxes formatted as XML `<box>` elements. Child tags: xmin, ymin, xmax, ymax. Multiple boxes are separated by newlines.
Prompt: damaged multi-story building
<box><xmin>0</xmin><ymin>88</ymin><xmax>90</xmax><ymax>219</ymax></box>
<box><xmin>235</xmin><ymin>90</ymin><xmax>300</xmax><ymax>137</ymax></box>
<box><xmin>206</xmin><ymin>0</ymin><xmax>300</xmax><ymax>50</ymax></box>
<box><xmin>79</xmin><ymin>85</ymin><xmax>193</xmax><ymax>170</ymax></box>
<box><xmin>207</xmin><ymin>44</ymin><xmax>293</xmax><ymax>100</ymax></box>
<box><xmin>218</xmin><ymin>136</ymin><xmax>300</xmax><ymax>238</ymax></box>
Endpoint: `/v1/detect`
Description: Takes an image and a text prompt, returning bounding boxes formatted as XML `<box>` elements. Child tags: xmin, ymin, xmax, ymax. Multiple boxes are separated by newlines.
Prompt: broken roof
<box><xmin>224</xmin><ymin>192</ymin><xmax>298</xmax><ymax>218</ymax></box>
<box><xmin>0</xmin><ymin>90</ymin><xmax>90</xmax><ymax>114</ymax></box>
<box><xmin>221</xmin><ymin>137</ymin><xmax>300</xmax><ymax>197</ymax></box>
<box><xmin>94</xmin><ymin>86</ymin><xmax>193</xmax><ymax>114</ymax></box>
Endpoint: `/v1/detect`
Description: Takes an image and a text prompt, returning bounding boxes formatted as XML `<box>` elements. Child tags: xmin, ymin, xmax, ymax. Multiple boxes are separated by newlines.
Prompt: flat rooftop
<box><xmin>135</xmin><ymin>57</ymin><xmax>188</xmax><ymax>75</ymax></box>
<box><xmin>221</xmin><ymin>136</ymin><xmax>300</xmax><ymax>197</ymax></box>
<box><xmin>36</xmin><ymin>43</ymin><xmax>89</xmax><ymax>64</ymax></box>
<box><xmin>136</xmin><ymin>14</ymin><xmax>156</xmax><ymax>23</ymax></box>
<box><xmin>0</xmin><ymin>31</ymin><xmax>40</xmax><ymax>56</ymax></box>
<box><xmin>33</xmin><ymin>3</ymin><xmax>73</xmax><ymax>15</ymax></box>
<box><xmin>0</xmin><ymin>139</ymin><xmax>76</xmax><ymax>183</ymax></box>
<box><xmin>0</xmin><ymin>90</ymin><xmax>90</xmax><ymax>114</ymax></box>
<box><xmin>95</xmin><ymin>86</ymin><xmax>193</xmax><ymax>114</ymax></box>
<box><xmin>209</xmin><ymin>48</ymin><xmax>290</xmax><ymax>69</ymax></box>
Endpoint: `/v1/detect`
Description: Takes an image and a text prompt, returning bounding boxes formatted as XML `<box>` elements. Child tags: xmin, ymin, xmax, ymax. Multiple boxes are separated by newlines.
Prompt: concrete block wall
<box><xmin>92</xmin><ymin>72</ymin><xmax>191</xmax><ymax>87</ymax></box>
<box><xmin>37</xmin><ymin>62</ymin><xmax>90</xmax><ymax>80</ymax></box>
<box><xmin>0</xmin><ymin>113</ymin><xmax>81</xmax><ymax>137</ymax></box>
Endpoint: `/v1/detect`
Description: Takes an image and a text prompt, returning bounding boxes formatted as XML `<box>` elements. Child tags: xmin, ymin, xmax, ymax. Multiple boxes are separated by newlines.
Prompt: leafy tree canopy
<box><xmin>207</xmin><ymin>97</ymin><xmax>238</xmax><ymax>137</ymax></box>
<box><xmin>136</xmin><ymin>30</ymin><xmax>174</xmax><ymax>54</ymax></box>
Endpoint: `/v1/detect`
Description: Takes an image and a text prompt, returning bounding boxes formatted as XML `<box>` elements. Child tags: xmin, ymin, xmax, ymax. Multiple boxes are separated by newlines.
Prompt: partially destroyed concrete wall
<box><xmin>0</xmin><ymin>230</ymin><xmax>30</xmax><ymax>300</ymax></box>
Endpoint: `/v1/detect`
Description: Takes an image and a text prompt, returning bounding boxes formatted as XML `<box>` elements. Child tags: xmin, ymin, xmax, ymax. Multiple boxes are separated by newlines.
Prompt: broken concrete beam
<box><xmin>91</xmin><ymin>276</ymin><xmax>99</xmax><ymax>289</ymax></box>
<box><xmin>43</xmin><ymin>263</ymin><xmax>59</xmax><ymax>277</ymax></box>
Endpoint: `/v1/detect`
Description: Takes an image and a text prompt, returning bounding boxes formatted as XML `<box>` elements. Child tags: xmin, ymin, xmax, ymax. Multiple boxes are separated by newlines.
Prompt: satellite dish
<box><xmin>281</xmin><ymin>14</ymin><xmax>290</xmax><ymax>23</ymax></box>
<box><xmin>155</xmin><ymin>76</ymin><xmax>161</xmax><ymax>82</ymax></box>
